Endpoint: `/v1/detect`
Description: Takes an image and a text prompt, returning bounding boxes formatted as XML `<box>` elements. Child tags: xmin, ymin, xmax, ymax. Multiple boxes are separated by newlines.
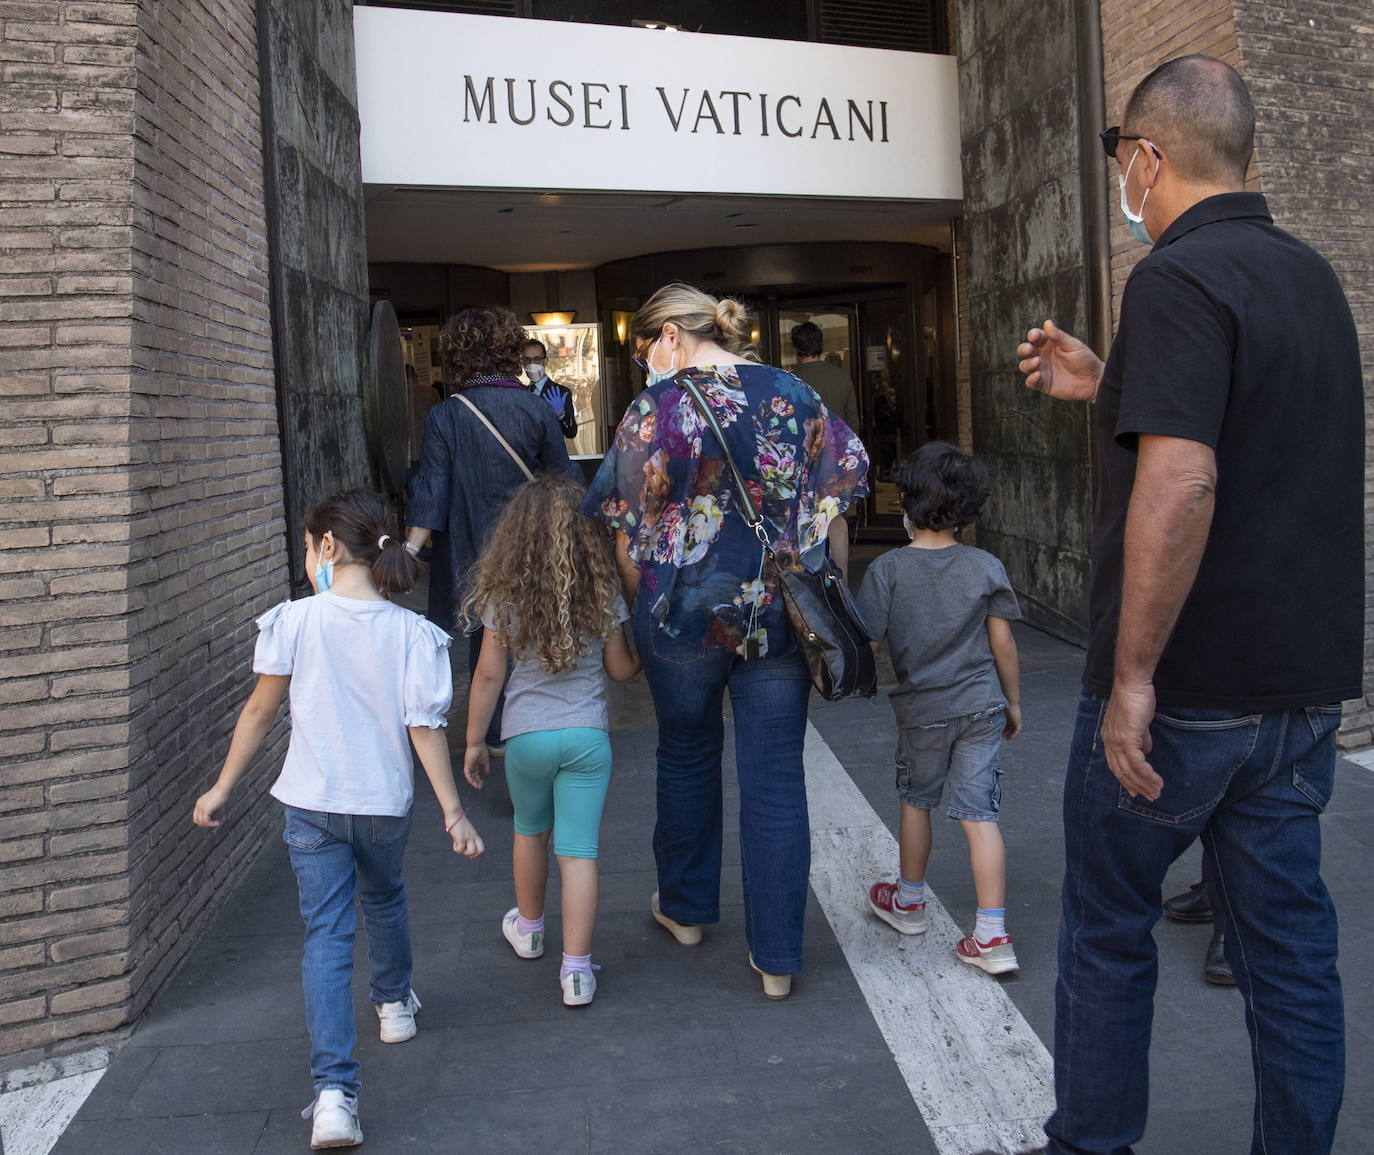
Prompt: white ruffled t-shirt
<box><xmin>254</xmin><ymin>591</ymin><xmax>453</xmax><ymax>816</ymax></box>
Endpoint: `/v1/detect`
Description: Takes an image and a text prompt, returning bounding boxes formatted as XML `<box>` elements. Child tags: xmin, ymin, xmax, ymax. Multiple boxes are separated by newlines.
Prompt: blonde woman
<box><xmin>583</xmin><ymin>283</ymin><xmax>869</xmax><ymax>999</ymax></box>
<box><xmin>462</xmin><ymin>475</ymin><xmax>640</xmax><ymax>1007</ymax></box>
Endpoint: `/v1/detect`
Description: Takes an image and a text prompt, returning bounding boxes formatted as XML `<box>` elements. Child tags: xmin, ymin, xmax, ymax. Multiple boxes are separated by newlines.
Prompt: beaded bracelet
<box><xmin>444</xmin><ymin>810</ymin><xmax>466</xmax><ymax>833</ymax></box>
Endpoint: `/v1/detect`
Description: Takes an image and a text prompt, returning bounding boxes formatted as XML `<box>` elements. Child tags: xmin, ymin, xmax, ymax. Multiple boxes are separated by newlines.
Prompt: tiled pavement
<box><xmin>48</xmin><ymin>557</ymin><xmax>1374</xmax><ymax>1154</ymax></box>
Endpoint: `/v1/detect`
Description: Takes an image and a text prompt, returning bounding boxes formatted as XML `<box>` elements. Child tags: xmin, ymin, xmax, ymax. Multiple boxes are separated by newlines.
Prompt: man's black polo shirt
<box><xmin>1085</xmin><ymin>192</ymin><xmax>1364</xmax><ymax>711</ymax></box>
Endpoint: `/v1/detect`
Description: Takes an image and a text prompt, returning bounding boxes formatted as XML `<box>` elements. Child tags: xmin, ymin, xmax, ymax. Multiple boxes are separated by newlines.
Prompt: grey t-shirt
<box><xmin>856</xmin><ymin>544</ymin><xmax>1021</xmax><ymax>727</ymax></box>
<box><xmin>483</xmin><ymin>592</ymin><xmax>629</xmax><ymax>740</ymax></box>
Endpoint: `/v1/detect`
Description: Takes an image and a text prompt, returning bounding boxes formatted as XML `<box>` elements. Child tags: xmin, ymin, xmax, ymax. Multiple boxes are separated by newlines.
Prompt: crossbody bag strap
<box><xmin>679</xmin><ymin>376</ymin><xmax>773</xmax><ymax>554</ymax></box>
<box><xmin>455</xmin><ymin>393</ymin><xmax>535</xmax><ymax>481</ymax></box>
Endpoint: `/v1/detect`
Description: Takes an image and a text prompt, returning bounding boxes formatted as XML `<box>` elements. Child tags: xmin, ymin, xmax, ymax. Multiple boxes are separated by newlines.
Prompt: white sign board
<box><xmin>355</xmin><ymin>9</ymin><xmax>962</xmax><ymax>202</ymax></box>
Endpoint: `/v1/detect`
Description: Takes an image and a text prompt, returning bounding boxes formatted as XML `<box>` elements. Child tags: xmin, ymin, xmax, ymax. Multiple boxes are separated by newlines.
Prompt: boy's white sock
<box><xmin>897</xmin><ymin>876</ymin><xmax>925</xmax><ymax>907</ymax></box>
<box><xmin>975</xmin><ymin>907</ymin><xmax>1006</xmax><ymax>942</ymax></box>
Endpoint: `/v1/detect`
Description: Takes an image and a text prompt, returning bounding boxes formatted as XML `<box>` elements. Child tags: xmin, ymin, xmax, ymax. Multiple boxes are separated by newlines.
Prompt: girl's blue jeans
<box><xmin>635</xmin><ymin>596</ymin><xmax>813</xmax><ymax>976</ymax></box>
<box><xmin>283</xmin><ymin>806</ymin><xmax>414</xmax><ymax>1097</ymax></box>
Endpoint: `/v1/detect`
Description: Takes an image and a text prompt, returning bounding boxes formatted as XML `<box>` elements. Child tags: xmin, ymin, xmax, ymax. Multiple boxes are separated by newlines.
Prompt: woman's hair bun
<box><xmin>714</xmin><ymin>297</ymin><xmax>749</xmax><ymax>341</ymax></box>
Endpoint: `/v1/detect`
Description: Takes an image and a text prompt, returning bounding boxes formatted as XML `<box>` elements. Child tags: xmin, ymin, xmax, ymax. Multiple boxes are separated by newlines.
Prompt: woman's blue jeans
<box><xmin>284</xmin><ymin>806</ymin><xmax>414</xmax><ymax>1097</ymax></box>
<box><xmin>635</xmin><ymin>598</ymin><xmax>813</xmax><ymax>975</ymax></box>
<box><xmin>1047</xmin><ymin>692</ymin><xmax>1344</xmax><ymax>1154</ymax></box>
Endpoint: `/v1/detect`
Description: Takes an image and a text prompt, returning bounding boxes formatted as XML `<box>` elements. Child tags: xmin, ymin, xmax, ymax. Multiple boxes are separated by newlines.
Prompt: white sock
<box><xmin>975</xmin><ymin>907</ymin><xmax>1006</xmax><ymax>942</ymax></box>
<box><xmin>897</xmin><ymin>876</ymin><xmax>925</xmax><ymax>907</ymax></box>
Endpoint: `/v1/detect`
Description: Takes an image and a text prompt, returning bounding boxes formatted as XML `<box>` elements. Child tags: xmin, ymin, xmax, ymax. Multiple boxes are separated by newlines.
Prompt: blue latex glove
<box><xmin>541</xmin><ymin>383</ymin><xmax>569</xmax><ymax>414</ymax></box>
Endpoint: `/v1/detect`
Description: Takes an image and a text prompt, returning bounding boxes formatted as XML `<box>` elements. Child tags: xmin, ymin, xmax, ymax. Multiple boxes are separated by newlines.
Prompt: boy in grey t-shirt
<box><xmin>856</xmin><ymin>442</ymin><xmax>1023</xmax><ymax>975</ymax></box>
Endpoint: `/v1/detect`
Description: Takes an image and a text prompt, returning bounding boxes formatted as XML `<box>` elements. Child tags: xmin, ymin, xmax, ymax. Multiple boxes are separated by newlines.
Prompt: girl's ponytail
<box><xmin>372</xmin><ymin>532</ymin><xmax>419</xmax><ymax>597</ymax></box>
<box><xmin>304</xmin><ymin>490</ymin><xmax>419</xmax><ymax>597</ymax></box>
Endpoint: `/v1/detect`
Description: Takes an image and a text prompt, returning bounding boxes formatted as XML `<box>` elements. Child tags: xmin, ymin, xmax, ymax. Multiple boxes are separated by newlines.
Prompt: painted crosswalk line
<box><xmin>804</xmin><ymin>721</ymin><xmax>1054</xmax><ymax>1155</ymax></box>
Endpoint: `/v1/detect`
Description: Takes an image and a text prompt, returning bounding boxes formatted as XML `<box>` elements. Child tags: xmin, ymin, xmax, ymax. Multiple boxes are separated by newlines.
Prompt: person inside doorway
<box><xmin>523</xmin><ymin>338</ymin><xmax>578</xmax><ymax>439</ymax></box>
<box><xmin>791</xmin><ymin>321</ymin><xmax>859</xmax><ymax>430</ymax></box>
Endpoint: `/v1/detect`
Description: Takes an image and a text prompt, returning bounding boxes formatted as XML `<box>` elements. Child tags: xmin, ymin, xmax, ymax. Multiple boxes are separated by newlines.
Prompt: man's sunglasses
<box><xmin>1099</xmin><ymin>126</ymin><xmax>1159</xmax><ymax>159</ymax></box>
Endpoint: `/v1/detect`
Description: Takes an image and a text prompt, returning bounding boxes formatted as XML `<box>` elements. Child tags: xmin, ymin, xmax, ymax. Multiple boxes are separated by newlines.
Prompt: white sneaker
<box><xmin>502</xmin><ymin>907</ymin><xmax>544</xmax><ymax>958</ymax></box>
<box><xmin>306</xmin><ymin>1088</ymin><xmax>362</xmax><ymax>1149</ymax></box>
<box><xmin>375</xmin><ymin>989</ymin><xmax>421</xmax><ymax>1043</ymax></box>
<box><xmin>560</xmin><ymin>967</ymin><xmax>597</xmax><ymax>1007</ymax></box>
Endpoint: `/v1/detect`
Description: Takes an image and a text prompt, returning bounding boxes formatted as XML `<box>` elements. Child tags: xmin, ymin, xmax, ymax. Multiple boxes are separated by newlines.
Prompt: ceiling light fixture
<box><xmin>530</xmin><ymin>311</ymin><xmax>577</xmax><ymax>326</ymax></box>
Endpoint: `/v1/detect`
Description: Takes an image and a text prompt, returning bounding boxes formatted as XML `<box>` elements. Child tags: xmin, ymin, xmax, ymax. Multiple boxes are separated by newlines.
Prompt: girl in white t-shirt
<box><xmin>462</xmin><ymin>474</ymin><xmax>640</xmax><ymax>1007</ymax></box>
<box><xmin>192</xmin><ymin>490</ymin><xmax>482</xmax><ymax>1151</ymax></box>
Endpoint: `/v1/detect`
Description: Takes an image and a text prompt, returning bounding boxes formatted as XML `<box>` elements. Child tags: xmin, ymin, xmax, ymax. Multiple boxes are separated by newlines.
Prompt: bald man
<box><xmin>1018</xmin><ymin>56</ymin><xmax>1361</xmax><ymax>1154</ymax></box>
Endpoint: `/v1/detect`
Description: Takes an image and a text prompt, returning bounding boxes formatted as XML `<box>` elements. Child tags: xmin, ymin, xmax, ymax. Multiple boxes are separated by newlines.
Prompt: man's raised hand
<box><xmin>1017</xmin><ymin>319</ymin><xmax>1105</xmax><ymax>402</ymax></box>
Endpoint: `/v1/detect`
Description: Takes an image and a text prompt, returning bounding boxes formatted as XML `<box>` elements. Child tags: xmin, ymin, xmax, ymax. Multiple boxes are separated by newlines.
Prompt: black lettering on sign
<box><xmin>619</xmin><ymin>84</ymin><xmax>630</xmax><ymax>130</ymax></box>
<box><xmin>811</xmin><ymin>97</ymin><xmax>839</xmax><ymax>140</ymax></box>
<box><xmin>880</xmin><ymin>101</ymin><xmax>889</xmax><ymax>143</ymax></box>
<box><xmin>719</xmin><ymin>91</ymin><xmax>751</xmax><ymax>136</ymax></box>
<box><xmin>463</xmin><ymin>75</ymin><xmax>495</xmax><ymax>124</ymax></box>
<box><xmin>505</xmin><ymin>78</ymin><xmax>536</xmax><ymax>126</ymax></box>
<box><xmin>583</xmin><ymin>82</ymin><xmax>612</xmax><ymax>129</ymax></box>
<box><xmin>776</xmin><ymin>94</ymin><xmax>803</xmax><ymax>138</ymax></box>
<box><xmin>657</xmin><ymin>87</ymin><xmax>688</xmax><ymax>131</ymax></box>
<box><xmin>692</xmin><ymin>91</ymin><xmax>723</xmax><ymax>135</ymax></box>
<box><xmin>547</xmin><ymin>80</ymin><xmax>575</xmax><ymax>127</ymax></box>
<box><xmin>847</xmin><ymin>99</ymin><xmax>874</xmax><ymax>142</ymax></box>
<box><xmin>758</xmin><ymin>93</ymin><xmax>770</xmax><ymax>137</ymax></box>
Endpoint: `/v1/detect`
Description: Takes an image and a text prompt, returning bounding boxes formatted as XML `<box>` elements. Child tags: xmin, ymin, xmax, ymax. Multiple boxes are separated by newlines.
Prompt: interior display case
<box><xmin>527</xmin><ymin>321</ymin><xmax>605</xmax><ymax>459</ymax></box>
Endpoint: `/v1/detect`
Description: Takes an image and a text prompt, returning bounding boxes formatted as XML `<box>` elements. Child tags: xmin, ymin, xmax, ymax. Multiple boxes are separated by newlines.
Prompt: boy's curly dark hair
<box><xmin>439</xmin><ymin>305</ymin><xmax>526</xmax><ymax>387</ymax></box>
<box><xmin>896</xmin><ymin>441</ymin><xmax>990</xmax><ymax>531</ymax></box>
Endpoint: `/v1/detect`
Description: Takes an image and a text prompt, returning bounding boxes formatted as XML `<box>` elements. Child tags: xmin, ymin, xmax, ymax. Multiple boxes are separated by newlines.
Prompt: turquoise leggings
<box><xmin>504</xmin><ymin>727</ymin><xmax>612</xmax><ymax>859</ymax></box>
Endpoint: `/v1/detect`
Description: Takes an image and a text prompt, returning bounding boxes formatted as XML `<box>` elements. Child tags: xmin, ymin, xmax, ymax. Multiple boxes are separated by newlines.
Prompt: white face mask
<box><xmin>525</xmin><ymin>362</ymin><xmax>545</xmax><ymax>383</ymax></box>
<box><xmin>1118</xmin><ymin>148</ymin><xmax>1154</xmax><ymax>245</ymax></box>
<box><xmin>642</xmin><ymin>335</ymin><xmax>677</xmax><ymax>386</ymax></box>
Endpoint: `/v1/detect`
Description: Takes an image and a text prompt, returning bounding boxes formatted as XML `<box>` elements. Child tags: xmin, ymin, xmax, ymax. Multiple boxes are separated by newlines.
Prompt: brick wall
<box><xmin>0</xmin><ymin>0</ymin><xmax>291</xmax><ymax>1057</ymax></box>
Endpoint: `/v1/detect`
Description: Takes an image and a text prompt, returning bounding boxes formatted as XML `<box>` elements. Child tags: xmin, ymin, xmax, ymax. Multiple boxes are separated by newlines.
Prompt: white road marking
<box><xmin>1342</xmin><ymin>747</ymin><xmax>1374</xmax><ymax>772</ymax></box>
<box><xmin>805</xmin><ymin>721</ymin><xmax>1054</xmax><ymax>1155</ymax></box>
<box><xmin>0</xmin><ymin>1049</ymin><xmax>109</xmax><ymax>1155</ymax></box>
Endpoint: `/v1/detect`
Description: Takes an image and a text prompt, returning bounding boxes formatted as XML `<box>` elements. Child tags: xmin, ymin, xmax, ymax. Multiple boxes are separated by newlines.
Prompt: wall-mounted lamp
<box><xmin>612</xmin><ymin>310</ymin><xmax>634</xmax><ymax>345</ymax></box>
<box><xmin>530</xmin><ymin>311</ymin><xmax>577</xmax><ymax>326</ymax></box>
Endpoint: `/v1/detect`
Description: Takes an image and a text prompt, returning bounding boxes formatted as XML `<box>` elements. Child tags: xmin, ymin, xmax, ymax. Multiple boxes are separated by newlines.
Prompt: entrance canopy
<box><xmin>363</xmin><ymin>188</ymin><xmax>958</xmax><ymax>271</ymax></box>
<box><xmin>354</xmin><ymin>8</ymin><xmax>962</xmax><ymax>203</ymax></box>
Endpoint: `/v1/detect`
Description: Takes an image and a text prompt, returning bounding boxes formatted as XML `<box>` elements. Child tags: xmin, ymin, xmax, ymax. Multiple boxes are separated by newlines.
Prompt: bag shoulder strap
<box><xmin>679</xmin><ymin>376</ymin><xmax>768</xmax><ymax>538</ymax></box>
<box><xmin>455</xmin><ymin>393</ymin><xmax>534</xmax><ymax>481</ymax></box>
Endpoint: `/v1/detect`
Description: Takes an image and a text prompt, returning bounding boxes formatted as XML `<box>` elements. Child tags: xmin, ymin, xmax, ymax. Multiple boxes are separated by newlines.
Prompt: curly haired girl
<box><xmin>461</xmin><ymin>474</ymin><xmax>640</xmax><ymax>1006</ymax></box>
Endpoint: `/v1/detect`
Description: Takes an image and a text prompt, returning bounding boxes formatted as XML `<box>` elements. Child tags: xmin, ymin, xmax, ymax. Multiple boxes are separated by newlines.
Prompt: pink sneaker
<box><xmin>956</xmin><ymin>933</ymin><xmax>1019</xmax><ymax>975</ymax></box>
<box><xmin>868</xmin><ymin>880</ymin><xmax>928</xmax><ymax>935</ymax></box>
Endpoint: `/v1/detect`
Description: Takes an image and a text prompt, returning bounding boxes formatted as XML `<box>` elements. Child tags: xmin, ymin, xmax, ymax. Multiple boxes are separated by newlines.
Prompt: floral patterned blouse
<box><xmin>582</xmin><ymin>363</ymin><xmax>869</xmax><ymax>657</ymax></box>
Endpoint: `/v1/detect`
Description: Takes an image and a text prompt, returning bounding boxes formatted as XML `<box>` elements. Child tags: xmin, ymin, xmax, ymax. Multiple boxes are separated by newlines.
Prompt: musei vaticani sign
<box><xmin>354</xmin><ymin>8</ymin><xmax>961</xmax><ymax>202</ymax></box>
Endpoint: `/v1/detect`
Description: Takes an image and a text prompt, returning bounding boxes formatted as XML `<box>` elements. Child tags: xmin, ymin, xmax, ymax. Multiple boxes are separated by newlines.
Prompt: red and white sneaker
<box><xmin>956</xmin><ymin>933</ymin><xmax>1019</xmax><ymax>975</ymax></box>
<box><xmin>868</xmin><ymin>880</ymin><xmax>928</xmax><ymax>935</ymax></box>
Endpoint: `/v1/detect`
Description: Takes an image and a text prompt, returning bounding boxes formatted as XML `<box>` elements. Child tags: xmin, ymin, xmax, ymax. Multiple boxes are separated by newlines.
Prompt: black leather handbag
<box><xmin>681</xmin><ymin>376</ymin><xmax>877</xmax><ymax>702</ymax></box>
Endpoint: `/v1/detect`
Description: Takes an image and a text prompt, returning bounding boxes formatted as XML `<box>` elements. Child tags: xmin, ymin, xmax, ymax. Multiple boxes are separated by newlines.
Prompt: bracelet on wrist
<box><xmin>444</xmin><ymin>810</ymin><xmax>466</xmax><ymax>833</ymax></box>
<box><xmin>403</xmin><ymin>542</ymin><xmax>420</xmax><ymax>555</ymax></box>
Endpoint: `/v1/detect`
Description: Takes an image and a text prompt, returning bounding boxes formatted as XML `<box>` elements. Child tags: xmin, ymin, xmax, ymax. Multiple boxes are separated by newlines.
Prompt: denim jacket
<box><xmin>408</xmin><ymin>381</ymin><xmax>579</xmax><ymax>630</ymax></box>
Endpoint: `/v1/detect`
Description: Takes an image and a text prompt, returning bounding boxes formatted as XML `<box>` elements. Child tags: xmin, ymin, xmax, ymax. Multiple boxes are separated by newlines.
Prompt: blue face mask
<box><xmin>1119</xmin><ymin>148</ymin><xmax>1154</xmax><ymax>245</ymax></box>
<box><xmin>638</xmin><ymin>335</ymin><xmax>678</xmax><ymax>387</ymax></box>
<box><xmin>314</xmin><ymin>558</ymin><xmax>334</xmax><ymax>592</ymax></box>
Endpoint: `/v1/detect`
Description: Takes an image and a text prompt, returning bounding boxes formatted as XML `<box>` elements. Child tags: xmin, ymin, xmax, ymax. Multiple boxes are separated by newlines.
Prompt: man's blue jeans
<box><xmin>1046</xmin><ymin>692</ymin><xmax>1344</xmax><ymax>1154</ymax></box>
<box><xmin>635</xmin><ymin>599</ymin><xmax>813</xmax><ymax>975</ymax></box>
<box><xmin>284</xmin><ymin>806</ymin><xmax>414</xmax><ymax>1097</ymax></box>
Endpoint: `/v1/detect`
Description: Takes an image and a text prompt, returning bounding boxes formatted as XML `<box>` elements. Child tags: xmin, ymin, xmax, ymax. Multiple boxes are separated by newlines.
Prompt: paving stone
<box><xmin>585</xmin><ymin>1063</ymin><xmax>932</xmax><ymax>1155</ymax></box>
<box><xmin>54</xmin><ymin>1109</ymin><xmax>269</xmax><ymax>1154</ymax></box>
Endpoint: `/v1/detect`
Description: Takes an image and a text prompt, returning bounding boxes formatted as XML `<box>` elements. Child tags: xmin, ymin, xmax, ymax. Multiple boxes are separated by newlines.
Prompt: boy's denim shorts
<box><xmin>896</xmin><ymin>704</ymin><xmax>1005</xmax><ymax>821</ymax></box>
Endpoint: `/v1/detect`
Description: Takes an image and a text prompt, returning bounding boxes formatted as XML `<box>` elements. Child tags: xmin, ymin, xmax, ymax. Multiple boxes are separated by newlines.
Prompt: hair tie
<box><xmin>377</xmin><ymin>534</ymin><xmax>391</xmax><ymax>550</ymax></box>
